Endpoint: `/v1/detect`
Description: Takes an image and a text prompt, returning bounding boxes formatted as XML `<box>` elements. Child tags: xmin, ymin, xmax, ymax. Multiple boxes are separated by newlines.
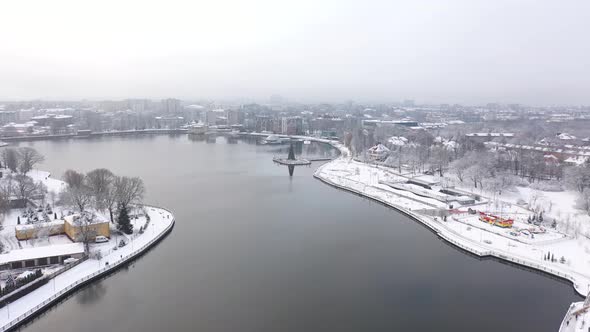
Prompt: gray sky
<box><xmin>1</xmin><ymin>0</ymin><xmax>589</xmax><ymax>105</ymax></box>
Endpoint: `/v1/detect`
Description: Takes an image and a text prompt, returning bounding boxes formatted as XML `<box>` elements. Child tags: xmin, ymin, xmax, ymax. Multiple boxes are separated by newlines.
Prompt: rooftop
<box><xmin>0</xmin><ymin>243</ymin><xmax>84</xmax><ymax>265</ymax></box>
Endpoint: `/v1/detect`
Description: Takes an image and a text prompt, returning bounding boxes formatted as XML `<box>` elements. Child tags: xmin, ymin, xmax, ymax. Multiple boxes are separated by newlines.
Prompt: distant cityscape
<box><xmin>1</xmin><ymin>98</ymin><xmax>589</xmax><ymax>165</ymax></box>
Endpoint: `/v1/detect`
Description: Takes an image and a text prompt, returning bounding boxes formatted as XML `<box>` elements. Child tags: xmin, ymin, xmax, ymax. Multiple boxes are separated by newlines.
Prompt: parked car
<box><xmin>64</xmin><ymin>258</ymin><xmax>78</xmax><ymax>265</ymax></box>
<box><xmin>95</xmin><ymin>235</ymin><xmax>109</xmax><ymax>243</ymax></box>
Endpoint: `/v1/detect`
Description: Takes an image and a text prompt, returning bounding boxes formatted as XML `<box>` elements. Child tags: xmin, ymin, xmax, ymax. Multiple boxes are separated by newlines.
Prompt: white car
<box><xmin>95</xmin><ymin>236</ymin><xmax>109</xmax><ymax>243</ymax></box>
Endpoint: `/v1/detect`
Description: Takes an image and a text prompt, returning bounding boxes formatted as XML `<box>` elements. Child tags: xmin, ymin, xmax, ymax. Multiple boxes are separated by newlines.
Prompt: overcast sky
<box><xmin>1</xmin><ymin>0</ymin><xmax>589</xmax><ymax>105</ymax></box>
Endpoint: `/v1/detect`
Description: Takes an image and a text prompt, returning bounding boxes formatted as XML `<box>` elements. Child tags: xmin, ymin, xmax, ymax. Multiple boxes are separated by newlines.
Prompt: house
<box><xmin>15</xmin><ymin>220</ymin><xmax>65</xmax><ymax>241</ymax></box>
<box><xmin>367</xmin><ymin>143</ymin><xmax>390</xmax><ymax>161</ymax></box>
<box><xmin>0</xmin><ymin>243</ymin><xmax>85</xmax><ymax>270</ymax></box>
<box><xmin>63</xmin><ymin>214</ymin><xmax>110</xmax><ymax>242</ymax></box>
<box><xmin>15</xmin><ymin>213</ymin><xmax>110</xmax><ymax>242</ymax></box>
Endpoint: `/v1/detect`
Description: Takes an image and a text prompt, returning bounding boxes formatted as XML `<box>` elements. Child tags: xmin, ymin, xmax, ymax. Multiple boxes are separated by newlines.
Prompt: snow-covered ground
<box><xmin>27</xmin><ymin>169</ymin><xmax>66</xmax><ymax>194</ymax></box>
<box><xmin>306</xmin><ymin>139</ymin><xmax>590</xmax><ymax>332</ymax></box>
<box><xmin>0</xmin><ymin>205</ymin><xmax>174</xmax><ymax>330</ymax></box>
<box><xmin>0</xmin><ymin>169</ymin><xmax>175</xmax><ymax>330</ymax></box>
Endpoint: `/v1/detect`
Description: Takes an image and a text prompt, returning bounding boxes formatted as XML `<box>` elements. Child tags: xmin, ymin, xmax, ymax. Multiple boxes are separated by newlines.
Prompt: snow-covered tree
<box><xmin>17</xmin><ymin>147</ymin><xmax>44</xmax><ymax>174</ymax></box>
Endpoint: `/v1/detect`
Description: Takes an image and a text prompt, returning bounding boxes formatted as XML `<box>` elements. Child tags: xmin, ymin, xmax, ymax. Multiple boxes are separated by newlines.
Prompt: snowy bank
<box><xmin>294</xmin><ymin>136</ymin><xmax>590</xmax><ymax>332</ymax></box>
<box><xmin>0</xmin><ymin>206</ymin><xmax>175</xmax><ymax>331</ymax></box>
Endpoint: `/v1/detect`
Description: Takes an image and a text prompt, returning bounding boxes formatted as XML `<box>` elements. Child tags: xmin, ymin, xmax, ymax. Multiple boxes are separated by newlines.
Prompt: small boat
<box><xmin>262</xmin><ymin>135</ymin><xmax>282</xmax><ymax>145</ymax></box>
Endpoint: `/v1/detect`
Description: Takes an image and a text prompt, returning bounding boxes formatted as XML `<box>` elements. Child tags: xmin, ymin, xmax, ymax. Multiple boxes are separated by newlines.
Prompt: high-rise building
<box><xmin>161</xmin><ymin>98</ymin><xmax>181</xmax><ymax>114</ymax></box>
<box><xmin>255</xmin><ymin>116</ymin><xmax>272</xmax><ymax>132</ymax></box>
<box><xmin>126</xmin><ymin>99</ymin><xmax>150</xmax><ymax>112</ymax></box>
<box><xmin>0</xmin><ymin>111</ymin><xmax>17</xmax><ymax>125</ymax></box>
<box><xmin>227</xmin><ymin>110</ymin><xmax>240</xmax><ymax>125</ymax></box>
<box><xmin>281</xmin><ymin>116</ymin><xmax>303</xmax><ymax>135</ymax></box>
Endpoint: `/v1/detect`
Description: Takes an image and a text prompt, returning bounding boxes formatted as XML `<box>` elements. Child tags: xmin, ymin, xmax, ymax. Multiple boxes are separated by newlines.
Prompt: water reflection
<box><xmin>76</xmin><ymin>281</ymin><xmax>107</xmax><ymax>306</ymax></box>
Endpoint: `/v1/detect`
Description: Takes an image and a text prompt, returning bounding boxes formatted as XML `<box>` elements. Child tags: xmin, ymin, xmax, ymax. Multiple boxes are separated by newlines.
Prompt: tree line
<box><xmin>0</xmin><ymin>147</ymin><xmax>47</xmax><ymax>213</ymax></box>
<box><xmin>61</xmin><ymin>168</ymin><xmax>145</xmax><ymax>234</ymax></box>
<box><xmin>0</xmin><ymin>147</ymin><xmax>45</xmax><ymax>174</ymax></box>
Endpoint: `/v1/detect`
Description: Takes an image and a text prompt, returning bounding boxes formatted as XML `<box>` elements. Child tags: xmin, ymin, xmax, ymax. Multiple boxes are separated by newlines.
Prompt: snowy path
<box><xmin>0</xmin><ymin>206</ymin><xmax>174</xmax><ymax>331</ymax></box>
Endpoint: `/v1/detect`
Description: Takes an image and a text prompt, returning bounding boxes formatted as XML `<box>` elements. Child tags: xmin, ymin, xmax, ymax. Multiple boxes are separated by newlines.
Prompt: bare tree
<box><xmin>62</xmin><ymin>170</ymin><xmax>92</xmax><ymax>212</ymax></box>
<box><xmin>0</xmin><ymin>182</ymin><xmax>11</xmax><ymax>217</ymax></box>
<box><xmin>564</xmin><ymin>166</ymin><xmax>590</xmax><ymax>193</ymax></box>
<box><xmin>86</xmin><ymin>168</ymin><xmax>114</xmax><ymax>211</ymax></box>
<box><xmin>430</xmin><ymin>146</ymin><xmax>450</xmax><ymax>177</ymax></box>
<box><xmin>13</xmin><ymin>174</ymin><xmax>38</xmax><ymax>208</ymax></box>
<box><xmin>115</xmin><ymin>176</ymin><xmax>145</xmax><ymax>209</ymax></box>
<box><xmin>104</xmin><ymin>183</ymin><xmax>118</xmax><ymax>223</ymax></box>
<box><xmin>48</xmin><ymin>190</ymin><xmax>58</xmax><ymax>208</ymax></box>
<box><xmin>449</xmin><ymin>157</ymin><xmax>470</xmax><ymax>182</ymax></box>
<box><xmin>74</xmin><ymin>213</ymin><xmax>98</xmax><ymax>254</ymax></box>
<box><xmin>577</xmin><ymin>188</ymin><xmax>590</xmax><ymax>216</ymax></box>
<box><xmin>1</xmin><ymin>148</ymin><xmax>19</xmax><ymax>173</ymax></box>
<box><xmin>63</xmin><ymin>169</ymin><xmax>85</xmax><ymax>188</ymax></box>
<box><xmin>63</xmin><ymin>185</ymin><xmax>92</xmax><ymax>212</ymax></box>
<box><xmin>17</xmin><ymin>147</ymin><xmax>44</xmax><ymax>174</ymax></box>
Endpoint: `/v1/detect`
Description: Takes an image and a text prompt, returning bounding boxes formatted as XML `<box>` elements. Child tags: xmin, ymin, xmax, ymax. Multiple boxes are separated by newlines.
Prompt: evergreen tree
<box><xmin>54</xmin><ymin>212</ymin><xmax>57</xmax><ymax>220</ymax></box>
<box><xmin>17</xmin><ymin>216</ymin><xmax>20</xmax><ymax>225</ymax></box>
<box><xmin>539</xmin><ymin>212</ymin><xmax>544</xmax><ymax>223</ymax></box>
<box><xmin>551</xmin><ymin>253</ymin><xmax>555</xmax><ymax>262</ymax></box>
<box><xmin>117</xmin><ymin>205</ymin><xmax>133</xmax><ymax>235</ymax></box>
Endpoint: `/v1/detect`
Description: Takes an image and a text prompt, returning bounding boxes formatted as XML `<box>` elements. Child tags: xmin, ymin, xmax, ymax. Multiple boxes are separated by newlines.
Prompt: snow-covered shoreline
<box><xmin>299</xmin><ymin>136</ymin><xmax>588</xmax><ymax>332</ymax></box>
<box><xmin>0</xmin><ymin>205</ymin><xmax>175</xmax><ymax>331</ymax></box>
<box><xmin>314</xmin><ymin>161</ymin><xmax>587</xmax><ymax>290</ymax></box>
<box><xmin>0</xmin><ymin>133</ymin><xmax>584</xmax><ymax>331</ymax></box>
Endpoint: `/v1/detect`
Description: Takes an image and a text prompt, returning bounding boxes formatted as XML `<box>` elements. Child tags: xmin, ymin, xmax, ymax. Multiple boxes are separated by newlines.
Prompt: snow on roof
<box><xmin>466</xmin><ymin>133</ymin><xmax>514</xmax><ymax>137</ymax></box>
<box><xmin>64</xmin><ymin>213</ymin><xmax>108</xmax><ymax>226</ymax></box>
<box><xmin>558</xmin><ymin>133</ymin><xmax>576</xmax><ymax>140</ymax></box>
<box><xmin>184</xmin><ymin>104</ymin><xmax>205</xmax><ymax>109</ymax></box>
<box><xmin>2</xmin><ymin>122</ymin><xmax>35</xmax><ymax>128</ymax></box>
<box><xmin>0</xmin><ymin>243</ymin><xmax>84</xmax><ymax>265</ymax></box>
<box><xmin>387</xmin><ymin>136</ymin><xmax>408</xmax><ymax>146</ymax></box>
<box><xmin>368</xmin><ymin>144</ymin><xmax>390</xmax><ymax>153</ymax></box>
<box><xmin>31</xmin><ymin>114</ymin><xmax>73</xmax><ymax>120</ymax></box>
<box><xmin>447</xmin><ymin>120</ymin><xmax>465</xmax><ymax>125</ymax></box>
<box><xmin>15</xmin><ymin>219</ymin><xmax>64</xmax><ymax>231</ymax></box>
<box><xmin>564</xmin><ymin>156</ymin><xmax>589</xmax><ymax>165</ymax></box>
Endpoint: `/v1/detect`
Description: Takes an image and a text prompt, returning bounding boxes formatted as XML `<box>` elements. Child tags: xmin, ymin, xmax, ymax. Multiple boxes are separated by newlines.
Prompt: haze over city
<box><xmin>2</xmin><ymin>2</ymin><xmax>590</xmax><ymax>332</ymax></box>
<box><xmin>2</xmin><ymin>0</ymin><xmax>590</xmax><ymax>105</ymax></box>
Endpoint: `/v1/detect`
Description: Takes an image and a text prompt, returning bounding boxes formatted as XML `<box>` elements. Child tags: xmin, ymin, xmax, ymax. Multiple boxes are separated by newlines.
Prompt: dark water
<box><xmin>13</xmin><ymin>135</ymin><xmax>579</xmax><ymax>332</ymax></box>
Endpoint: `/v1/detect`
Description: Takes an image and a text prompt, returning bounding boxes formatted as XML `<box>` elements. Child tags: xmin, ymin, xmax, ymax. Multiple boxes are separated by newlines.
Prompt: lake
<box><xmin>12</xmin><ymin>135</ymin><xmax>579</xmax><ymax>332</ymax></box>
